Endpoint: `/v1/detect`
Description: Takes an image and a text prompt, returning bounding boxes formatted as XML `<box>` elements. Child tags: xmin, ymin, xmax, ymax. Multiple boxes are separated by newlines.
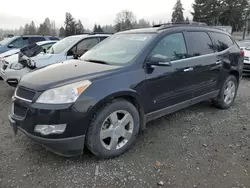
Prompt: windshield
<box><xmin>81</xmin><ymin>33</ymin><xmax>155</xmax><ymax>65</ymax></box>
<box><xmin>47</xmin><ymin>36</ymin><xmax>81</xmax><ymax>54</ymax></box>
<box><xmin>0</xmin><ymin>37</ymin><xmax>15</xmax><ymax>46</ymax></box>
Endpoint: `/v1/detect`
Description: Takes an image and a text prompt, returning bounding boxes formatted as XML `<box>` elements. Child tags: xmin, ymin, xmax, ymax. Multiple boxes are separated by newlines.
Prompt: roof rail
<box><xmin>78</xmin><ymin>32</ymin><xmax>114</xmax><ymax>35</ymax></box>
<box><xmin>153</xmin><ymin>21</ymin><xmax>208</xmax><ymax>28</ymax></box>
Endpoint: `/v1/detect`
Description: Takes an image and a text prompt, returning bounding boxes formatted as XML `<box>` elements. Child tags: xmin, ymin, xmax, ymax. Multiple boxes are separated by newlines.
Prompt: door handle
<box><xmin>183</xmin><ymin>67</ymin><xmax>193</xmax><ymax>72</ymax></box>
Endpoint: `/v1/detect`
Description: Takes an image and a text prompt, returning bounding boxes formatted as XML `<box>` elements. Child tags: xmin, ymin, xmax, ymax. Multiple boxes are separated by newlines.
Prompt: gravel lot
<box><xmin>0</xmin><ymin>78</ymin><xmax>250</xmax><ymax>188</ymax></box>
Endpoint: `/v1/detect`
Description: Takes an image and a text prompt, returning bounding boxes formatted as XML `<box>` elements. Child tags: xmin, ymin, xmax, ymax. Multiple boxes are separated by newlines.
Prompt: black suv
<box><xmin>9</xmin><ymin>23</ymin><xmax>243</xmax><ymax>158</ymax></box>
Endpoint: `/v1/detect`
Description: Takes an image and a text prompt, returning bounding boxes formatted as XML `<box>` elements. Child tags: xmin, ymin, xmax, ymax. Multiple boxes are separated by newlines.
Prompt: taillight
<box><xmin>241</xmin><ymin>50</ymin><xmax>245</xmax><ymax>56</ymax></box>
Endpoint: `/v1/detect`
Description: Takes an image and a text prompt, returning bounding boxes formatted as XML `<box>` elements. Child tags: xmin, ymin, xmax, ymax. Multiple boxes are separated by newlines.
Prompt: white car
<box><xmin>1</xmin><ymin>34</ymin><xmax>111</xmax><ymax>87</ymax></box>
<box><xmin>1</xmin><ymin>40</ymin><xmax>57</xmax><ymax>86</ymax></box>
<box><xmin>243</xmin><ymin>45</ymin><xmax>250</xmax><ymax>73</ymax></box>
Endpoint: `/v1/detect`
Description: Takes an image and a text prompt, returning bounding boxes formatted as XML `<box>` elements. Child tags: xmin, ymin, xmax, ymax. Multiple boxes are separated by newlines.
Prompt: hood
<box><xmin>19</xmin><ymin>60</ymin><xmax>120</xmax><ymax>91</ymax></box>
<box><xmin>0</xmin><ymin>49</ymin><xmax>20</xmax><ymax>58</ymax></box>
<box><xmin>3</xmin><ymin>54</ymin><xmax>19</xmax><ymax>64</ymax></box>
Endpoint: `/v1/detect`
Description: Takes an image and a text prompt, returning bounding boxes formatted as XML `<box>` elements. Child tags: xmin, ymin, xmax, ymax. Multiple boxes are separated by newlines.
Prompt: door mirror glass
<box><xmin>8</xmin><ymin>44</ymin><xmax>14</xmax><ymax>48</ymax></box>
<box><xmin>148</xmin><ymin>54</ymin><xmax>172</xmax><ymax>66</ymax></box>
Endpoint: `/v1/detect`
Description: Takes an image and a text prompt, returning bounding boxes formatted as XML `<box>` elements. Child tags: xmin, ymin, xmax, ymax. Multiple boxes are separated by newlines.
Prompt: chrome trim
<box><xmin>14</xmin><ymin>87</ymin><xmax>32</xmax><ymax>103</ymax></box>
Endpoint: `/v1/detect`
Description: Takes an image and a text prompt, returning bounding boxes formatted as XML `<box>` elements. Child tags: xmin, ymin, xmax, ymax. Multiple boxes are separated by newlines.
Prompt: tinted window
<box><xmin>209</xmin><ymin>32</ymin><xmax>234</xmax><ymax>52</ymax></box>
<box><xmin>29</xmin><ymin>37</ymin><xmax>45</xmax><ymax>44</ymax></box>
<box><xmin>185</xmin><ymin>32</ymin><xmax>214</xmax><ymax>57</ymax></box>
<box><xmin>151</xmin><ymin>33</ymin><xmax>187</xmax><ymax>61</ymax></box>
<box><xmin>10</xmin><ymin>37</ymin><xmax>29</xmax><ymax>48</ymax></box>
<box><xmin>99</xmin><ymin>37</ymin><xmax>108</xmax><ymax>41</ymax></box>
<box><xmin>49</xmin><ymin>37</ymin><xmax>60</xmax><ymax>41</ymax></box>
<box><xmin>77</xmin><ymin>38</ymin><xmax>99</xmax><ymax>51</ymax></box>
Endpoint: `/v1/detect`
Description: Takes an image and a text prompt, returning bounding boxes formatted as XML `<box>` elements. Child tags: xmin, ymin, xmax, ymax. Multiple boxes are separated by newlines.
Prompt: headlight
<box><xmin>10</xmin><ymin>63</ymin><xmax>24</xmax><ymax>70</ymax></box>
<box><xmin>36</xmin><ymin>80</ymin><xmax>91</xmax><ymax>104</ymax></box>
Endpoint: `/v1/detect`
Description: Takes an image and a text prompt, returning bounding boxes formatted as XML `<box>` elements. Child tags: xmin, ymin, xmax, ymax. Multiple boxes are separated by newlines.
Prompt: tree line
<box><xmin>1</xmin><ymin>0</ymin><xmax>249</xmax><ymax>38</ymax></box>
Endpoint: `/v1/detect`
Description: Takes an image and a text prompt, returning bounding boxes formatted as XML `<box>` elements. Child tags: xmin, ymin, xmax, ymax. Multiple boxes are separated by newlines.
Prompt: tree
<box><xmin>23</xmin><ymin>24</ymin><xmax>29</xmax><ymax>35</ymax></box>
<box><xmin>51</xmin><ymin>21</ymin><xmax>57</xmax><ymax>36</ymax></box>
<box><xmin>28</xmin><ymin>21</ymin><xmax>36</xmax><ymax>35</ymax></box>
<box><xmin>192</xmin><ymin>0</ymin><xmax>249</xmax><ymax>31</ymax></box>
<box><xmin>114</xmin><ymin>10</ymin><xmax>136</xmax><ymax>31</ymax></box>
<box><xmin>171</xmin><ymin>0</ymin><xmax>184</xmax><ymax>23</ymax></box>
<box><xmin>64</xmin><ymin>12</ymin><xmax>76</xmax><ymax>36</ymax></box>
<box><xmin>102</xmin><ymin>25</ymin><xmax>116</xmax><ymax>33</ymax></box>
<box><xmin>97</xmin><ymin>24</ymin><xmax>103</xmax><ymax>32</ymax></box>
<box><xmin>93</xmin><ymin>24</ymin><xmax>98</xmax><ymax>32</ymax></box>
<box><xmin>59</xmin><ymin>27</ymin><xmax>65</xmax><ymax>38</ymax></box>
<box><xmin>132</xmin><ymin>19</ymin><xmax>150</xmax><ymax>29</ymax></box>
<box><xmin>76</xmin><ymin>20</ymin><xmax>84</xmax><ymax>34</ymax></box>
<box><xmin>185</xmin><ymin>17</ymin><xmax>190</xmax><ymax>22</ymax></box>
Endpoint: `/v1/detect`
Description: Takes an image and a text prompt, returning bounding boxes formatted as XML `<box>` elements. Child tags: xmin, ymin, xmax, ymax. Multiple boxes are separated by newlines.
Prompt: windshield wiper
<box><xmin>84</xmin><ymin>59</ymin><xmax>109</xmax><ymax>65</ymax></box>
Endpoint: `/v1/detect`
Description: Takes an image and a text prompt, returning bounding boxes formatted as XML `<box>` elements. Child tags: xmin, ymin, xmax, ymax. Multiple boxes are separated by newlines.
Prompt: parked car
<box><xmin>0</xmin><ymin>40</ymin><xmax>57</xmax><ymax>86</ymax></box>
<box><xmin>1</xmin><ymin>33</ymin><xmax>111</xmax><ymax>86</ymax></box>
<box><xmin>0</xmin><ymin>35</ymin><xmax>59</xmax><ymax>54</ymax></box>
<box><xmin>9</xmin><ymin>23</ymin><xmax>243</xmax><ymax>158</ymax></box>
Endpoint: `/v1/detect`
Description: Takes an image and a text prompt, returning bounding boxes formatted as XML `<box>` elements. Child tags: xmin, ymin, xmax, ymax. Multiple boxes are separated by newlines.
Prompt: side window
<box><xmin>151</xmin><ymin>33</ymin><xmax>187</xmax><ymax>61</ymax></box>
<box><xmin>185</xmin><ymin>32</ymin><xmax>214</xmax><ymax>57</ymax></box>
<box><xmin>10</xmin><ymin>37</ymin><xmax>29</xmax><ymax>48</ymax></box>
<box><xmin>75</xmin><ymin>38</ymin><xmax>99</xmax><ymax>55</ymax></box>
<box><xmin>28</xmin><ymin>37</ymin><xmax>45</xmax><ymax>44</ymax></box>
<box><xmin>41</xmin><ymin>43</ymin><xmax>54</xmax><ymax>50</ymax></box>
<box><xmin>49</xmin><ymin>37</ymin><xmax>60</xmax><ymax>41</ymax></box>
<box><xmin>209</xmin><ymin>32</ymin><xmax>234</xmax><ymax>52</ymax></box>
<box><xmin>99</xmin><ymin>37</ymin><xmax>108</xmax><ymax>42</ymax></box>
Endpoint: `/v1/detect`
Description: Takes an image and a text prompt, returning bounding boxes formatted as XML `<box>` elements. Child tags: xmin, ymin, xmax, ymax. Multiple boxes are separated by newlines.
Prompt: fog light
<box><xmin>34</xmin><ymin>124</ymin><xmax>66</xmax><ymax>136</ymax></box>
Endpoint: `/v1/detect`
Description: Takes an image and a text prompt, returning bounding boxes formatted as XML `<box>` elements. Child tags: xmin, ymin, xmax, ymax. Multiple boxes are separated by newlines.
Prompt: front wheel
<box><xmin>212</xmin><ymin>75</ymin><xmax>238</xmax><ymax>109</ymax></box>
<box><xmin>86</xmin><ymin>99</ymin><xmax>140</xmax><ymax>158</ymax></box>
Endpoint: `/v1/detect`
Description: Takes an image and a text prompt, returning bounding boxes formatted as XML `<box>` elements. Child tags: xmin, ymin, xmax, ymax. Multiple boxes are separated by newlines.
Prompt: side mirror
<box><xmin>8</xmin><ymin>44</ymin><xmax>14</xmax><ymax>48</ymax></box>
<box><xmin>147</xmin><ymin>54</ymin><xmax>172</xmax><ymax>67</ymax></box>
<box><xmin>67</xmin><ymin>50</ymin><xmax>75</xmax><ymax>56</ymax></box>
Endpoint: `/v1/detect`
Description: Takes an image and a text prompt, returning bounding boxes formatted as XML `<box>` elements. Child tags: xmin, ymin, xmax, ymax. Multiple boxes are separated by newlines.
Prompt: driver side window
<box><xmin>10</xmin><ymin>37</ymin><xmax>29</xmax><ymax>48</ymax></box>
<box><xmin>151</xmin><ymin>33</ymin><xmax>187</xmax><ymax>61</ymax></box>
<box><xmin>75</xmin><ymin>38</ymin><xmax>99</xmax><ymax>55</ymax></box>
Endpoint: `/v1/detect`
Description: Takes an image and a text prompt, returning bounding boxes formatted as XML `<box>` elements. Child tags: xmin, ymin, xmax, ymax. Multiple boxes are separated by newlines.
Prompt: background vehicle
<box><xmin>9</xmin><ymin>23</ymin><xmax>243</xmax><ymax>158</ymax></box>
<box><xmin>0</xmin><ymin>40</ymin><xmax>57</xmax><ymax>86</ymax></box>
<box><xmin>0</xmin><ymin>35</ymin><xmax>59</xmax><ymax>54</ymax></box>
<box><xmin>0</xmin><ymin>33</ymin><xmax>111</xmax><ymax>87</ymax></box>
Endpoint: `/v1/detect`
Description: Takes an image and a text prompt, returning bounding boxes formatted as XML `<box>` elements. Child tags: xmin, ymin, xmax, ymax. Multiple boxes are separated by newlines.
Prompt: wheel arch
<box><xmin>90</xmin><ymin>90</ymin><xmax>146</xmax><ymax>132</ymax></box>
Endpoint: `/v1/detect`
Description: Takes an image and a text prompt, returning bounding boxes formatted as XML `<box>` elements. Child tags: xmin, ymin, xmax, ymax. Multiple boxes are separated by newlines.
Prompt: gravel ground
<box><xmin>0</xmin><ymin>78</ymin><xmax>250</xmax><ymax>188</ymax></box>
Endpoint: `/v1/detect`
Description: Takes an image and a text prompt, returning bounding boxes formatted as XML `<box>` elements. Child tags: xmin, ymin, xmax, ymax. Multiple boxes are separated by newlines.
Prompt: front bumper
<box><xmin>9</xmin><ymin>115</ymin><xmax>85</xmax><ymax>157</ymax></box>
<box><xmin>8</xmin><ymin>93</ymin><xmax>92</xmax><ymax>157</ymax></box>
<box><xmin>1</xmin><ymin>67</ymin><xmax>30</xmax><ymax>86</ymax></box>
<box><xmin>243</xmin><ymin>63</ymin><xmax>250</xmax><ymax>73</ymax></box>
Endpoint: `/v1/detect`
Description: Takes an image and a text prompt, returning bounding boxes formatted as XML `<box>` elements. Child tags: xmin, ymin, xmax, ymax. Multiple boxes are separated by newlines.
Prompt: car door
<box><xmin>68</xmin><ymin>37</ymin><xmax>100</xmax><ymax>59</ymax></box>
<box><xmin>145</xmin><ymin>32</ymin><xmax>197</xmax><ymax>115</ymax></box>
<box><xmin>183</xmin><ymin>31</ymin><xmax>220</xmax><ymax>97</ymax></box>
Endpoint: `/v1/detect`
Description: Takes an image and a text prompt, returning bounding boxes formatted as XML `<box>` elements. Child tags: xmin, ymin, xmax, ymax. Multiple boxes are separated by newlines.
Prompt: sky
<box><xmin>0</xmin><ymin>0</ymin><xmax>194</xmax><ymax>30</ymax></box>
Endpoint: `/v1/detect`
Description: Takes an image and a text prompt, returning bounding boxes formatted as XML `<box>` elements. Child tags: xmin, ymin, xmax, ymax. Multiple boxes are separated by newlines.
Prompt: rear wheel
<box><xmin>212</xmin><ymin>75</ymin><xmax>238</xmax><ymax>109</ymax></box>
<box><xmin>86</xmin><ymin>99</ymin><xmax>140</xmax><ymax>158</ymax></box>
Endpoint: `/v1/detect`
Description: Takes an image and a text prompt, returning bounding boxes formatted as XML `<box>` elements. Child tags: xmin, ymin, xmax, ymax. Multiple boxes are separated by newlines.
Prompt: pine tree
<box><xmin>59</xmin><ymin>27</ymin><xmax>65</xmax><ymax>38</ymax></box>
<box><xmin>93</xmin><ymin>24</ymin><xmax>98</xmax><ymax>32</ymax></box>
<box><xmin>97</xmin><ymin>24</ymin><xmax>103</xmax><ymax>32</ymax></box>
<box><xmin>185</xmin><ymin>17</ymin><xmax>190</xmax><ymax>22</ymax></box>
<box><xmin>76</xmin><ymin>20</ymin><xmax>84</xmax><ymax>34</ymax></box>
<box><xmin>28</xmin><ymin>21</ymin><xmax>36</xmax><ymax>35</ymax></box>
<box><xmin>23</xmin><ymin>24</ymin><xmax>29</xmax><ymax>35</ymax></box>
<box><xmin>171</xmin><ymin>0</ymin><xmax>184</xmax><ymax>23</ymax></box>
<box><xmin>64</xmin><ymin>12</ymin><xmax>76</xmax><ymax>36</ymax></box>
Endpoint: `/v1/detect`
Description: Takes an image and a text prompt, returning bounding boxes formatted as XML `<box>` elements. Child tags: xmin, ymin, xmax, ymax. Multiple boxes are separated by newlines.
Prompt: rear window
<box><xmin>209</xmin><ymin>32</ymin><xmax>234</xmax><ymax>52</ymax></box>
<box><xmin>185</xmin><ymin>32</ymin><xmax>214</xmax><ymax>57</ymax></box>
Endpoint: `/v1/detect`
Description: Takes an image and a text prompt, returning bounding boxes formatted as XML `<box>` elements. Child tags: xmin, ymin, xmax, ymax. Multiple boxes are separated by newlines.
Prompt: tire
<box><xmin>86</xmin><ymin>99</ymin><xmax>140</xmax><ymax>158</ymax></box>
<box><xmin>212</xmin><ymin>75</ymin><xmax>238</xmax><ymax>109</ymax></box>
